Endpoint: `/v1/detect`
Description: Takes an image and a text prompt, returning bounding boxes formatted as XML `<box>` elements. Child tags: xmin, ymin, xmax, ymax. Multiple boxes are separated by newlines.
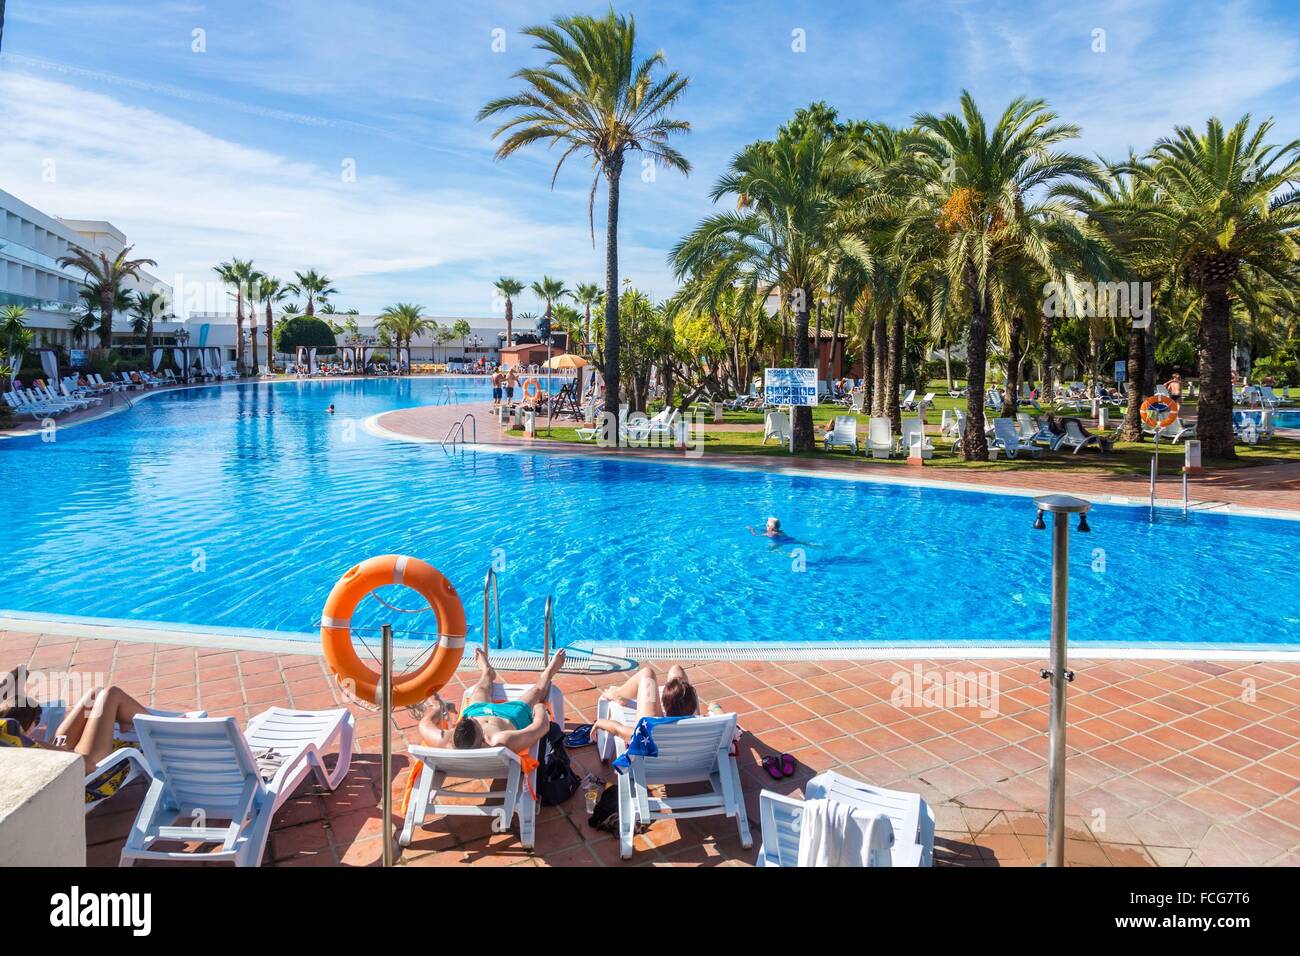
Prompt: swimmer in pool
<box><xmin>750</xmin><ymin>516</ymin><xmax>788</xmax><ymax>539</ymax></box>
<box><xmin>326</xmin><ymin>404</ymin><xmax>335</xmax><ymax>414</ymax></box>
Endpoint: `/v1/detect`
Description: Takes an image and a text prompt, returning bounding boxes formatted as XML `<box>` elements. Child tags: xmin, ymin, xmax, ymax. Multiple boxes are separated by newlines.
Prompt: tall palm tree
<box><xmin>58</xmin><ymin>245</ymin><xmax>157</xmax><ymax>349</ymax></box>
<box><xmin>572</xmin><ymin>281</ymin><xmax>603</xmax><ymax>350</ymax></box>
<box><xmin>2</xmin><ymin>304</ymin><xmax>27</xmax><ymax>388</ymax></box>
<box><xmin>530</xmin><ymin>276</ymin><xmax>569</xmax><ymax>343</ymax></box>
<box><xmin>214</xmin><ymin>258</ymin><xmax>257</xmax><ymax>372</ymax></box>
<box><xmin>255</xmin><ymin>276</ymin><xmax>288</xmax><ymax>370</ymax></box>
<box><xmin>67</xmin><ymin>308</ymin><xmax>96</xmax><ymax>347</ymax></box>
<box><xmin>287</xmin><ymin>269</ymin><xmax>337</xmax><ymax>316</ymax></box>
<box><xmin>494</xmin><ymin>277</ymin><xmax>525</xmax><ymax>346</ymax></box>
<box><xmin>376</xmin><ymin>303</ymin><xmax>433</xmax><ymax>360</ymax></box>
<box><xmin>1138</xmin><ymin>116</ymin><xmax>1300</xmax><ymax>458</ymax></box>
<box><xmin>903</xmin><ymin>92</ymin><xmax>1105</xmax><ymax>459</ymax></box>
<box><xmin>129</xmin><ymin>291</ymin><xmax>170</xmax><ymax>358</ymax></box>
<box><xmin>673</xmin><ymin>123</ymin><xmax>866</xmax><ymax>450</ymax></box>
<box><xmin>480</xmin><ymin>9</ymin><xmax>691</xmax><ymax>442</ymax></box>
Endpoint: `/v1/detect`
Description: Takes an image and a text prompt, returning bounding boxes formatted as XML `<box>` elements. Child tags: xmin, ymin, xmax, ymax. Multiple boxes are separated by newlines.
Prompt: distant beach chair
<box><xmin>867</xmin><ymin>416</ymin><xmax>897</xmax><ymax>459</ymax></box>
<box><xmin>822</xmin><ymin>415</ymin><xmax>859</xmax><ymax>453</ymax></box>
<box><xmin>899</xmin><ymin>418</ymin><xmax>933</xmax><ymax>458</ymax></box>
<box><xmin>762</xmin><ymin>409</ymin><xmax>791</xmax><ymax>445</ymax></box>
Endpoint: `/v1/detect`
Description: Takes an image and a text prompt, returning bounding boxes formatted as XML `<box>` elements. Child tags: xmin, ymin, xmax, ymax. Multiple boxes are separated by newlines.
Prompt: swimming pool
<box><xmin>1241</xmin><ymin>409</ymin><xmax>1300</xmax><ymax>429</ymax></box>
<box><xmin>1</xmin><ymin>377</ymin><xmax>1297</xmax><ymax>648</ymax></box>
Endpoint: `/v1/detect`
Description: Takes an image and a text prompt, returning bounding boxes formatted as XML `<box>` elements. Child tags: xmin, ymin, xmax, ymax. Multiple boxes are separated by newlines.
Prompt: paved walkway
<box><xmin>6</xmin><ymin>627</ymin><xmax>1297</xmax><ymax>867</ymax></box>
<box><xmin>374</xmin><ymin>402</ymin><xmax>1300</xmax><ymax>514</ymax></box>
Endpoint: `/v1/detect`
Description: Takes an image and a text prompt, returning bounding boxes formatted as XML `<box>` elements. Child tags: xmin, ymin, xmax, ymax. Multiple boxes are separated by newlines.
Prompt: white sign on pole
<box><xmin>766</xmin><ymin>367</ymin><xmax>818</xmax><ymax>453</ymax></box>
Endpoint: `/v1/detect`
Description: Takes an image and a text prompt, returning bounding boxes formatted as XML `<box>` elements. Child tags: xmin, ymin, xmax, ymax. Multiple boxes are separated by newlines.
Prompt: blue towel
<box><xmin>611</xmin><ymin>716</ymin><xmax>688</xmax><ymax>772</ymax></box>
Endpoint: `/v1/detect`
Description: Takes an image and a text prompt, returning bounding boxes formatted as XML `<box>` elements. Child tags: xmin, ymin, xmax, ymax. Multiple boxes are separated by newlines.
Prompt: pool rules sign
<box><xmin>765</xmin><ymin>367</ymin><xmax>818</xmax><ymax>452</ymax></box>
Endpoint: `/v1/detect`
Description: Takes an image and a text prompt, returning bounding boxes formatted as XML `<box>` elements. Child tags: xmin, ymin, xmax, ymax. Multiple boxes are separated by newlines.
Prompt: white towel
<box><xmin>796</xmin><ymin>798</ymin><xmax>894</xmax><ymax>867</ymax></box>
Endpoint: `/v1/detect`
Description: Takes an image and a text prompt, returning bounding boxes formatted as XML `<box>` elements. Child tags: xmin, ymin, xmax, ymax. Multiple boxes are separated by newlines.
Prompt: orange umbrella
<box><xmin>542</xmin><ymin>353</ymin><xmax>588</xmax><ymax>369</ymax></box>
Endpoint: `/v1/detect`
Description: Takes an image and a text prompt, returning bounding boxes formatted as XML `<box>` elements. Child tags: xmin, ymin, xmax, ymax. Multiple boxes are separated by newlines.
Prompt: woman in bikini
<box><xmin>589</xmin><ymin>664</ymin><xmax>699</xmax><ymax>744</ymax></box>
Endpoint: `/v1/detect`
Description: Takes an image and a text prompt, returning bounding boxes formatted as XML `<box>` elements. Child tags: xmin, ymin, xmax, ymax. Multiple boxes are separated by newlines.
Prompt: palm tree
<box><xmin>903</xmin><ymin>92</ymin><xmax>1105</xmax><ymax>459</ymax></box>
<box><xmin>451</xmin><ymin>318</ymin><xmax>472</xmax><ymax>361</ymax></box>
<box><xmin>213</xmin><ymin>258</ymin><xmax>257</xmax><ymax>372</ymax></box>
<box><xmin>1138</xmin><ymin>116</ymin><xmax>1300</xmax><ymax>458</ymax></box>
<box><xmin>287</xmin><ymin>269</ymin><xmax>337</xmax><ymax>316</ymax></box>
<box><xmin>573</xmin><ymin>282</ymin><xmax>603</xmax><ymax>350</ymax></box>
<box><xmin>129</xmin><ymin>291</ymin><xmax>170</xmax><ymax>358</ymax></box>
<box><xmin>480</xmin><ymin>9</ymin><xmax>691</xmax><ymax>442</ymax></box>
<box><xmin>67</xmin><ymin>308</ymin><xmax>96</xmax><ymax>347</ymax></box>
<box><xmin>2</xmin><ymin>304</ymin><xmax>27</xmax><ymax>388</ymax></box>
<box><xmin>494</xmin><ymin>277</ymin><xmax>525</xmax><ymax>346</ymax></box>
<box><xmin>673</xmin><ymin>122</ymin><xmax>866</xmax><ymax>450</ymax></box>
<box><xmin>256</xmin><ymin>276</ymin><xmax>288</xmax><ymax>370</ymax></box>
<box><xmin>530</xmin><ymin>276</ymin><xmax>569</xmax><ymax>343</ymax></box>
<box><xmin>57</xmin><ymin>245</ymin><xmax>157</xmax><ymax>349</ymax></box>
<box><xmin>377</xmin><ymin>303</ymin><xmax>433</xmax><ymax>361</ymax></box>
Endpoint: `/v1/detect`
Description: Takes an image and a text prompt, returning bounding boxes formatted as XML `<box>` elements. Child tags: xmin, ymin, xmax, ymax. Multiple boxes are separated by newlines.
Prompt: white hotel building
<box><xmin>0</xmin><ymin>186</ymin><xmax>175</xmax><ymax>350</ymax></box>
<box><xmin>184</xmin><ymin>312</ymin><xmax>539</xmax><ymax>366</ymax></box>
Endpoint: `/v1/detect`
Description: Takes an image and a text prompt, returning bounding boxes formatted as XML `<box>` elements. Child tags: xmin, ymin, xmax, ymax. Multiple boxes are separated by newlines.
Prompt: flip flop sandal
<box><xmin>762</xmin><ymin>755</ymin><xmax>783</xmax><ymax>780</ymax></box>
<box><xmin>564</xmin><ymin>724</ymin><xmax>595</xmax><ymax>748</ymax></box>
<box><xmin>779</xmin><ymin>753</ymin><xmax>796</xmax><ymax>777</ymax></box>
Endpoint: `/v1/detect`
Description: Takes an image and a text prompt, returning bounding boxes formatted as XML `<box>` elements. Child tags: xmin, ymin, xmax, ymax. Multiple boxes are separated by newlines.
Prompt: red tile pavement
<box><xmin>4</xmin><ymin>628</ymin><xmax>1298</xmax><ymax>867</ymax></box>
<box><xmin>374</xmin><ymin>402</ymin><xmax>1300</xmax><ymax>514</ymax></box>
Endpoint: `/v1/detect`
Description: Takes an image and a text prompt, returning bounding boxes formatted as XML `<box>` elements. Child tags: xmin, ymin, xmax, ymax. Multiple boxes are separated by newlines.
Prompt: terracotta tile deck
<box><xmin>5</xmin><ymin>628</ymin><xmax>1298</xmax><ymax>867</ymax></box>
<box><xmin>375</xmin><ymin>402</ymin><xmax>1300</xmax><ymax>514</ymax></box>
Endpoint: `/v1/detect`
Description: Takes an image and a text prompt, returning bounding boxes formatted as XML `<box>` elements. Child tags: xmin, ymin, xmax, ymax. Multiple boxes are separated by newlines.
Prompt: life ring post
<box><xmin>380</xmin><ymin>622</ymin><xmax>394</xmax><ymax>868</ymax></box>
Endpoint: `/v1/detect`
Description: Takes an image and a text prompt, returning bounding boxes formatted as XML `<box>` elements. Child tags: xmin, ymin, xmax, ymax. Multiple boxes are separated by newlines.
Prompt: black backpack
<box><xmin>534</xmin><ymin>721</ymin><xmax>580</xmax><ymax>806</ymax></box>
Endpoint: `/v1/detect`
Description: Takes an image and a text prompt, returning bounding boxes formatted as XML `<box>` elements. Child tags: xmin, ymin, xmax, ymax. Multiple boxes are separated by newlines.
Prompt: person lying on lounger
<box><xmin>417</xmin><ymin>647</ymin><xmax>566</xmax><ymax>752</ymax></box>
<box><xmin>0</xmin><ymin>666</ymin><xmax>149</xmax><ymax>772</ymax></box>
<box><xmin>589</xmin><ymin>664</ymin><xmax>699</xmax><ymax>744</ymax></box>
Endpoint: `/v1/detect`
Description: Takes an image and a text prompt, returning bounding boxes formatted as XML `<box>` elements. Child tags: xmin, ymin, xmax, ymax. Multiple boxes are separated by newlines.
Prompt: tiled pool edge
<box><xmin>4</xmin><ymin>613</ymin><xmax>1298</xmax><ymax>664</ymax></box>
<box><xmin>362</xmin><ymin>411</ymin><xmax>1300</xmax><ymax>523</ymax></box>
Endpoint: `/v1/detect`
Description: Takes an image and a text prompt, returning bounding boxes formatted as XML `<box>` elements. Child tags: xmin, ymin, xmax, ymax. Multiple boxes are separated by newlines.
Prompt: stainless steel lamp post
<box><xmin>1032</xmin><ymin>493</ymin><xmax>1092</xmax><ymax>867</ymax></box>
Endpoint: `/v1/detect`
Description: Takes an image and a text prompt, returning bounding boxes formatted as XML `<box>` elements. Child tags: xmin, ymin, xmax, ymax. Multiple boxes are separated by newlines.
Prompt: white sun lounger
<box><xmin>120</xmin><ymin>707</ymin><xmax>354</xmax><ymax>867</ymax></box>
<box><xmin>805</xmin><ymin>770</ymin><xmax>932</xmax><ymax>866</ymax></box>
<box><xmin>400</xmin><ymin>682</ymin><xmax>564</xmax><ymax>851</ymax></box>
<box><xmin>822</xmin><ymin>415</ymin><xmax>859</xmax><ymax>453</ymax></box>
<box><xmin>900</xmin><ymin>418</ymin><xmax>933</xmax><ymax>458</ymax></box>
<box><xmin>596</xmin><ymin>700</ymin><xmax>751</xmax><ymax>860</ymax></box>
<box><xmin>992</xmin><ymin>417</ymin><xmax>1043</xmax><ymax>458</ymax></box>
<box><xmin>868</xmin><ymin>416</ymin><xmax>897</xmax><ymax>459</ymax></box>
<box><xmin>763</xmin><ymin>409</ymin><xmax>791</xmax><ymax>445</ymax></box>
<box><xmin>755</xmin><ymin>789</ymin><xmax>894</xmax><ymax>867</ymax></box>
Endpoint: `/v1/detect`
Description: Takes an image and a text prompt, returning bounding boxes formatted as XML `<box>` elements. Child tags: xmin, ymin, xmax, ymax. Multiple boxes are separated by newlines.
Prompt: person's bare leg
<box><xmin>602</xmin><ymin>665</ymin><xmax>657</xmax><ymax>703</ymax></box>
<box><xmin>466</xmin><ymin>647</ymin><xmax>496</xmax><ymax>705</ymax></box>
<box><xmin>54</xmin><ymin>685</ymin><xmax>99</xmax><ymax>746</ymax></box>
<box><xmin>73</xmin><ymin>686</ymin><xmax>147</xmax><ymax>771</ymax></box>
<box><xmin>635</xmin><ymin>668</ymin><xmax>663</xmax><ymax>720</ymax></box>
<box><xmin>519</xmin><ymin>649</ymin><xmax>565</xmax><ymax>707</ymax></box>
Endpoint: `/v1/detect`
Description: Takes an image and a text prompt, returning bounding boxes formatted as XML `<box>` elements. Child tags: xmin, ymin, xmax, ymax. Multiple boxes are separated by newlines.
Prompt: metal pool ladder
<box><xmin>434</xmin><ymin>385</ymin><xmax>456</xmax><ymax>406</ymax></box>
<box><xmin>441</xmin><ymin>413</ymin><xmax>476</xmax><ymax>449</ymax></box>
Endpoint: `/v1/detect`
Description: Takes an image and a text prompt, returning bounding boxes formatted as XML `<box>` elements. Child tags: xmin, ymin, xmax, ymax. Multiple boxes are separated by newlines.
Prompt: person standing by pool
<box><xmin>505</xmin><ymin>366</ymin><xmax>519</xmax><ymax>405</ymax></box>
<box><xmin>490</xmin><ymin>369</ymin><xmax>505</xmax><ymax>409</ymax></box>
<box><xmin>1164</xmin><ymin>372</ymin><xmax>1184</xmax><ymax>405</ymax></box>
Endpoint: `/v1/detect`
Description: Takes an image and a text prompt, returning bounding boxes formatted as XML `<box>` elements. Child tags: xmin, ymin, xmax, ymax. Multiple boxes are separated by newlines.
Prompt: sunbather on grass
<box><xmin>0</xmin><ymin>666</ymin><xmax>149</xmax><ymax>772</ymax></box>
<box><xmin>590</xmin><ymin>664</ymin><xmax>699</xmax><ymax>744</ymax></box>
<box><xmin>417</xmin><ymin>646</ymin><xmax>565</xmax><ymax>752</ymax></box>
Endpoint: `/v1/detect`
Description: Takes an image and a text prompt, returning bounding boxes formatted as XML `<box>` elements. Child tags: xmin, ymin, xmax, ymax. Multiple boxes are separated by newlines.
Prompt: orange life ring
<box><xmin>522</xmin><ymin>378</ymin><xmax>541</xmax><ymax>402</ymax></box>
<box><xmin>320</xmin><ymin>555</ymin><xmax>466</xmax><ymax>708</ymax></box>
<box><xmin>1139</xmin><ymin>395</ymin><xmax>1180</xmax><ymax>429</ymax></box>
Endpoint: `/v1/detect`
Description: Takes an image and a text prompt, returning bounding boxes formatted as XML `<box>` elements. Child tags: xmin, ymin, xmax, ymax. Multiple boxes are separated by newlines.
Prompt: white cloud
<box><xmin>0</xmin><ymin>72</ymin><xmax>679</xmax><ymax>315</ymax></box>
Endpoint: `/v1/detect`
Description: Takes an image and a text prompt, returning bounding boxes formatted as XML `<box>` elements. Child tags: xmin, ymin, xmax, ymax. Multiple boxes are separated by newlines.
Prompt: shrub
<box><xmin>274</xmin><ymin>316</ymin><xmax>337</xmax><ymax>354</ymax></box>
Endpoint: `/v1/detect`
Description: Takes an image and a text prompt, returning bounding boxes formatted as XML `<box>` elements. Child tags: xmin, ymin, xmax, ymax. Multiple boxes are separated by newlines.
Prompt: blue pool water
<box><xmin>1242</xmin><ymin>409</ymin><xmax>1300</xmax><ymax>429</ymax></box>
<box><xmin>1</xmin><ymin>377</ymin><xmax>1297</xmax><ymax>648</ymax></box>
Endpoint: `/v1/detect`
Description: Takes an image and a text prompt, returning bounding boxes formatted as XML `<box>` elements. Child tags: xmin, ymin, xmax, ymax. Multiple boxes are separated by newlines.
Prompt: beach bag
<box><xmin>535</xmin><ymin>721</ymin><xmax>580</xmax><ymax>806</ymax></box>
<box><xmin>587</xmin><ymin>783</ymin><xmax>620</xmax><ymax>833</ymax></box>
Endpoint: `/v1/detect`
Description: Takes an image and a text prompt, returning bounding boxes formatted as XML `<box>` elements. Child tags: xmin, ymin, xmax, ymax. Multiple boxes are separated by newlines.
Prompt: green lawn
<box><xmin>515</xmin><ymin>381</ymin><xmax>1300</xmax><ymax>476</ymax></box>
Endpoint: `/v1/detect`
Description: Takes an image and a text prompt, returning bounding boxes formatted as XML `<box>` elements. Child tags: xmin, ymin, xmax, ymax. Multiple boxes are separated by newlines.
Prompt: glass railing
<box><xmin>0</xmin><ymin>237</ymin><xmax>81</xmax><ymax>275</ymax></box>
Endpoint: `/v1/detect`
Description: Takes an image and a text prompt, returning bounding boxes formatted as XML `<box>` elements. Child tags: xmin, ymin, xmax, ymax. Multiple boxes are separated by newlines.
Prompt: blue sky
<box><xmin>2</xmin><ymin>0</ymin><xmax>1298</xmax><ymax>318</ymax></box>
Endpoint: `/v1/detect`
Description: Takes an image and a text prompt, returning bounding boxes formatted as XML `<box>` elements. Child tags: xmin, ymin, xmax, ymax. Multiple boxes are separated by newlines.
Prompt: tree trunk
<box><xmin>962</xmin><ymin>271</ymin><xmax>990</xmax><ymax>461</ymax></box>
<box><xmin>1142</xmin><ymin>310</ymin><xmax>1157</xmax><ymax>397</ymax></box>
<box><xmin>1118</xmin><ymin>317</ymin><xmax>1146</xmax><ymax>441</ymax></box>
<box><xmin>602</xmin><ymin>156</ymin><xmax>623</xmax><ymax>446</ymax></box>
<box><xmin>861</xmin><ymin>319</ymin><xmax>873</xmax><ymax>401</ymax></box>
<box><xmin>1004</xmin><ymin>314</ymin><xmax>1023</xmax><ymax>417</ymax></box>
<box><xmin>885</xmin><ymin>304</ymin><xmax>903</xmax><ymax>433</ymax></box>
<box><xmin>793</xmin><ymin>287</ymin><xmax>814</xmax><ymax>451</ymax></box>
<box><xmin>1041</xmin><ymin>311</ymin><xmax>1056</xmax><ymax>405</ymax></box>
<box><xmin>814</xmin><ymin>301</ymin><xmax>823</xmax><ymax>381</ymax></box>
<box><xmin>235</xmin><ymin>294</ymin><xmax>244</xmax><ymax>372</ymax></box>
<box><xmin>871</xmin><ymin>312</ymin><xmax>886</xmax><ymax>416</ymax></box>
<box><xmin>1197</xmin><ymin>286</ymin><xmax>1236</xmax><ymax>459</ymax></box>
<box><xmin>506</xmin><ymin>298</ymin><xmax>514</xmax><ymax>347</ymax></box>
<box><xmin>266</xmin><ymin>303</ymin><xmax>275</xmax><ymax>371</ymax></box>
<box><xmin>99</xmin><ymin>289</ymin><xmax>114</xmax><ymax>350</ymax></box>
<box><xmin>249</xmin><ymin>311</ymin><xmax>259</xmax><ymax>371</ymax></box>
<box><xmin>944</xmin><ymin>346</ymin><xmax>953</xmax><ymax>390</ymax></box>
